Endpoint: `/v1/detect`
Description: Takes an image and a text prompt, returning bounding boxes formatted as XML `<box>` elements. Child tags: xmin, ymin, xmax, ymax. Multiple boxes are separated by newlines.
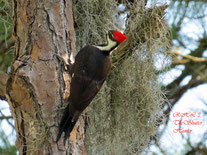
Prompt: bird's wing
<box><xmin>69</xmin><ymin>74</ymin><xmax>105</xmax><ymax>113</ymax></box>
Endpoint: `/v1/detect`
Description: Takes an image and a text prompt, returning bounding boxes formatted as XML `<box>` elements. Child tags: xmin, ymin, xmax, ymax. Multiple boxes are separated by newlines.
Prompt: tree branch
<box><xmin>163</xmin><ymin>78</ymin><xmax>205</xmax><ymax>127</ymax></box>
<box><xmin>168</xmin><ymin>79</ymin><xmax>205</xmax><ymax>102</ymax></box>
<box><xmin>155</xmin><ymin>139</ymin><xmax>167</xmax><ymax>155</ymax></box>
<box><xmin>0</xmin><ymin>116</ymin><xmax>13</xmax><ymax>120</ymax></box>
<box><xmin>172</xmin><ymin>49</ymin><xmax>207</xmax><ymax>64</ymax></box>
<box><xmin>0</xmin><ymin>111</ymin><xmax>14</xmax><ymax>128</ymax></box>
<box><xmin>0</xmin><ymin>71</ymin><xmax>9</xmax><ymax>100</ymax></box>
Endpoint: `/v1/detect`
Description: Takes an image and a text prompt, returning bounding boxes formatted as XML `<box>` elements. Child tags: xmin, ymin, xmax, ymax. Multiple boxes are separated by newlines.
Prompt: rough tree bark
<box><xmin>6</xmin><ymin>0</ymin><xmax>86</xmax><ymax>154</ymax></box>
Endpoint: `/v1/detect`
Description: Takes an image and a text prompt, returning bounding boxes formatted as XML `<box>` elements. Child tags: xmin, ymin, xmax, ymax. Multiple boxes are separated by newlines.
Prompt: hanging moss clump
<box><xmin>73</xmin><ymin>0</ymin><xmax>170</xmax><ymax>154</ymax></box>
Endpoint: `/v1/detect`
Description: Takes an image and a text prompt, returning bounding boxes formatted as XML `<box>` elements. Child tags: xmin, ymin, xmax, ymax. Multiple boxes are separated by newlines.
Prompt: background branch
<box><xmin>0</xmin><ymin>71</ymin><xmax>9</xmax><ymax>100</ymax></box>
<box><xmin>172</xmin><ymin>49</ymin><xmax>207</xmax><ymax>63</ymax></box>
<box><xmin>0</xmin><ymin>116</ymin><xmax>13</xmax><ymax>119</ymax></box>
<box><xmin>0</xmin><ymin>111</ymin><xmax>14</xmax><ymax>128</ymax></box>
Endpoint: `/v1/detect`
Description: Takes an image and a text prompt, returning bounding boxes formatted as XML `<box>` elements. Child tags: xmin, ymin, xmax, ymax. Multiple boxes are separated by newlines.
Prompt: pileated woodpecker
<box><xmin>56</xmin><ymin>30</ymin><xmax>127</xmax><ymax>144</ymax></box>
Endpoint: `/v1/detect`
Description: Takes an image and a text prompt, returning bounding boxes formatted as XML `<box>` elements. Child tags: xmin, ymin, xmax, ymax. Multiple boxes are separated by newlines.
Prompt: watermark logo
<box><xmin>173</xmin><ymin>127</ymin><xmax>192</xmax><ymax>133</ymax></box>
<box><xmin>172</xmin><ymin>112</ymin><xmax>202</xmax><ymax>133</ymax></box>
<box><xmin>173</xmin><ymin>112</ymin><xmax>201</xmax><ymax>118</ymax></box>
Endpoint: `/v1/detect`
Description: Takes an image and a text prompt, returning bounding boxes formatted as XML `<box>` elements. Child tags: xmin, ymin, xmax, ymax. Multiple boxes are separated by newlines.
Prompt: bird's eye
<box><xmin>108</xmin><ymin>31</ymin><xmax>111</xmax><ymax>36</ymax></box>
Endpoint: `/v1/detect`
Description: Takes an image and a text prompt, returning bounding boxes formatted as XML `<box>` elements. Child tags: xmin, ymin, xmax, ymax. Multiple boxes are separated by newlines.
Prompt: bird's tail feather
<box><xmin>56</xmin><ymin>105</ymin><xmax>76</xmax><ymax>144</ymax></box>
<box><xmin>63</xmin><ymin>120</ymin><xmax>76</xmax><ymax>144</ymax></box>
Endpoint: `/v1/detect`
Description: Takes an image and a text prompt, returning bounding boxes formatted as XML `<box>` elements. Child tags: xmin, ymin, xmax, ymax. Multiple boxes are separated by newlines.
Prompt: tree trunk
<box><xmin>6</xmin><ymin>0</ymin><xmax>85</xmax><ymax>154</ymax></box>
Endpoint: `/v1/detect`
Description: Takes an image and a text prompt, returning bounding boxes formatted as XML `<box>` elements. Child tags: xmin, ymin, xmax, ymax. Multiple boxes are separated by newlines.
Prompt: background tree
<box><xmin>151</xmin><ymin>0</ymin><xmax>207</xmax><ymax>154</ymax></box>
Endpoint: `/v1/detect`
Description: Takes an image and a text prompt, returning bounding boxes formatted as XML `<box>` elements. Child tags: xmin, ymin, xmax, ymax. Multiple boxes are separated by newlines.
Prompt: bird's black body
<box><xmin>56</xmin><ymin>30</ymin><xmax>127</xmax><ymax>144</ymax></box>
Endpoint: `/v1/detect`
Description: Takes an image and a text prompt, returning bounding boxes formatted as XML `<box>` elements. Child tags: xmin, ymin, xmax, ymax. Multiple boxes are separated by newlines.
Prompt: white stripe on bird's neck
<box><xmin>94</xmin><ymin>36</ymin><xmax>117</xmax><ymax>51</ymax></box>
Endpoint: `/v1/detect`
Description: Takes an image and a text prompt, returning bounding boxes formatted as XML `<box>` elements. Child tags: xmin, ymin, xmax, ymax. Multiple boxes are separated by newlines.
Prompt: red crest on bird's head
<box><xmin>113</xmin><ymin>30</ymin><xmax>127</xmax><ymax>43</ymax></box>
